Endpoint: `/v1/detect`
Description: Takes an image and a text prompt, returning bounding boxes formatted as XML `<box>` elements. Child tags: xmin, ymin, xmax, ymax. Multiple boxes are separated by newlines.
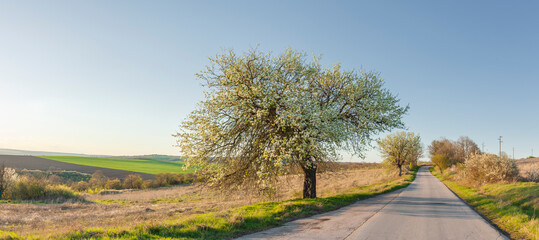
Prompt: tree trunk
<box><xmin>398</xmin><ymin>164</ymin><xmax>402</xmax><ymax>176</ymax></box>
<box><xmin>301</xmin><ymin>163</ymin><xmax>317</xmax><ymax>199</ymax></box>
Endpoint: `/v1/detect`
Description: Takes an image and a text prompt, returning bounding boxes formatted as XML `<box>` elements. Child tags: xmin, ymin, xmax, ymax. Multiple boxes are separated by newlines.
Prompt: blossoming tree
<box><xmin>175</xmin><ymin>48</ymin><xmax>408</xmax><ymax>198</ymax></box>
<box><xmin>378</xmin><ymin>131</ymin><xmax>423</xmax><ymax>176</ymax></box>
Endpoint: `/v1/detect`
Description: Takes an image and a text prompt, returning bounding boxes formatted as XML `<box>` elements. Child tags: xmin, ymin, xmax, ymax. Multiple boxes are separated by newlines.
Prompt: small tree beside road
<box><xmin>378</xmin><ymin>131</ymin><xmax>423</xmax><ymax>176</ymax></box>
<box><xmin>431</xmin><ymin>154</ymin><xmax>450</xmax><ymax>173</ymax></box>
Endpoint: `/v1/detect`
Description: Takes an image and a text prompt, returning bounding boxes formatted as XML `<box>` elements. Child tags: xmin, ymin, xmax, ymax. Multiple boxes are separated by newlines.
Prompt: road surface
<box><xmin>237</xmin><ymin>166</ymin><xmax>507</xmax><ymax>240</ymax></box>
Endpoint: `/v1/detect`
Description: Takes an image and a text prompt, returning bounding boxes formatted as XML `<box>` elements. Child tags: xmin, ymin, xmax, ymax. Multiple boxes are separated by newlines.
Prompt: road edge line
<box><xmin>428</xmin><ymin>167</ymin><xmax>512</xmax><ymax>240</ymax></box>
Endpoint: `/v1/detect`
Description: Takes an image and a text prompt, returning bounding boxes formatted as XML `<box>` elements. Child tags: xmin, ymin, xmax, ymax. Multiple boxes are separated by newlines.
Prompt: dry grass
<box><xmin>516</xmin><ymin>157</ymin><xmax>539</xmax><ymax>181</ymax></box>
<box><xmin>0</xmin><ymin>167</ymin><xmax>396</xmax><ymax>238</ymax></box>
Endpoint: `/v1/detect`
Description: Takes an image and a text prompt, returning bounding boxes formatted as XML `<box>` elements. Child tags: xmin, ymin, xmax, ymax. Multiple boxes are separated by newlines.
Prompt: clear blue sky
<box><xmin>1</xmin><ymin>1</ymin><xmax>538</xmax><ymax>161</ymax></box>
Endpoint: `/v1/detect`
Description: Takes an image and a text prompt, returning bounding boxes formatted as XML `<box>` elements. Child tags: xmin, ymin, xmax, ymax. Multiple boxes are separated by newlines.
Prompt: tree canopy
<box><xmin>378</xmin><ymin>131</ymin><xmax>423</xmax><ymax>176</ymax></box>
<box><xmin>429</xmin><ymin>136</ymin><xmax>480</xmax><ymax>165</ymax></box>
<box><xmin>175</xmin><ymin>48</ymin><xmax>408</xmax><ymax>198</ymax></box>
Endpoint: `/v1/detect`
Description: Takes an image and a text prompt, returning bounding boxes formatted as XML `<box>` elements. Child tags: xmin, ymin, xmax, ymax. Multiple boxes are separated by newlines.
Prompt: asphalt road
<box><xmin>238</xmin><ymin>166</ymin><xmax>507</xmax><ymax>240</ymax></box>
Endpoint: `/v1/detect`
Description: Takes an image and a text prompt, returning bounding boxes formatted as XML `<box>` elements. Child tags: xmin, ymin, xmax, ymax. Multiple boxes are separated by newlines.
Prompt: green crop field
<box><xmin>38</xmin><ymin>156</ymin><xmax>194</xmax><ymax>175</ymax></box>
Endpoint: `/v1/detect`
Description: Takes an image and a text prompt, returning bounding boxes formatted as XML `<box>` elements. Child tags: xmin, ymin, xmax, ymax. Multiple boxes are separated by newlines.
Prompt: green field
<box><xmin>38</xmin><ymin>156</ymin><xmax>194</xmax><ymax>175</ymax></box>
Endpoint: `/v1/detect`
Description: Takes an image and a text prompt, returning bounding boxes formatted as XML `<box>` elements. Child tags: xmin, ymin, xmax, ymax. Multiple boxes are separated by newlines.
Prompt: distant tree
<box><xmin>175</xmin><ymin>48</ymin><xmax>408</xmax><ymax>198</ymax></box>
<box><xmin>429</xmin><ymin>136</ymin><xmax>480</xmax><ymax>165</ymax></box>
<box><xmin>429</xmin><ymin>138</ymin><xmax>458</xmax><ymax>164</ymax></box>
<box><xmin>455</xmin><ymin>136</ymin><xmax>481</xmax><ymax>163</ymax></box>
<box><xmin>378</xmin><ymin>131</ymin><xmax>423</xmax><ymax>176</ymax></box>
<box><xmin>431</xmin><ymin>154</ymin><xmax>450</xmax><ymax>173</ymax></box>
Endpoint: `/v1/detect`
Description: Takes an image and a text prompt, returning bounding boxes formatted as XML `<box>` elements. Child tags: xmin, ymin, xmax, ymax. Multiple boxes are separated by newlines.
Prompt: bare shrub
<box><xmin>0</xmin><ymin>164</ymin><xmax>18</xmax><ymax>199</ymax></box>
<box><xmin>123</xmin><ymin>174</ymin><xmax>143</xmax><ymax>189</ymax></box>
<box><xmin>89</xmin><ymin>170</ymin><xmax>107</xmax><ymax>188</ymax></box>
<box><xmin>72</xmin><ymin>181</ymin><xmax>90</xmax><ymax>192</ymax></box>
<box><xmin>142</xmin><ymin>179</ymin><xmax>158</xmax><ymax>189</ymax></box>
<box><xmin>463</xmin><ymin>153</ymin><xmax>519</xmax><ymax>184</ymax></box>
<box><xmin>105</xmin><ymin>179</ymin><xmax>122</xmax><ymax>190</ymax></box>
<box><xmin>5</xmin><ymin>175</ymin><xmax>78</xmax><ymax>201</ymax></box>
<box><xmin>156</xmin><ymin>173</ymin><xmax>176</xmax><ymax>186</ymax></box>
<box><xmin>525</xmin><ymin>168</ymin><xmax>539</xmax><ymax>182</ymax></box>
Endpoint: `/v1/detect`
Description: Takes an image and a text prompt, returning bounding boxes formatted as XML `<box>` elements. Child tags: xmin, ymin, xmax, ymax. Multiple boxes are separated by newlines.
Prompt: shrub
<box><xmin>181</xmin><ymin>173</ymin><xmax>197</xmax><ymax>184</ymax></box>
<box><xmin>525</xmin><ymin>169</ymin><xmax>539</xmax><ymax>182</ymax></box>
<box><xmin>7</xmin><ymin>176</ymin><xmax>45</xmax><ymax>200</ymax></box>
<box><xmin>462</xmin><ymin>153</ymin><xmax>519</xmax><ymax>184</ymax></box>
<box><xmin>156</xmin><ymin>173</ymin><xmax>177</xmax><ymax>186</ymax></box>
<box><xmin>5</xmin><ymin>176</ymin><xmax>78</xmax><ymax>201</ymax></box>
<box><xmin>431</xmin><ymin>154</ymin><xmax>450</xmax><ymax>173</ymax></box>
<box><xmin>105</xmin><ymin>179</ymin><xmax>122</xmax><ymax>190</ymax></box>
<box><xmin>142</xmin><ymin>179</ymin><xmax>158</xmax><ymax>189</ymax></box>
<box><xmin>89</xmin><ymin>170</ymin><xmax>107</xmax><ymax>188</ymax></box>
<box><xmin>0</xmin><ymin>166</ymin><xmax>18</xmax><ymax>199</ymax></box>
<box><xmin>47</xmin><ymin>175</ymin><xmax>63</xmax><ymax>184</ymax></box>
<box><xmin>123</xmin><ymin>174</ymin><xmax>143</xmax><ymax>189</ymax></box>
<box><xmin>44</xmin><ymin>184</ymin><xmax>79</xmax><ymax>201</ymax></box>
<box><xmin>71</xmin><ymin>181</ymin><xmax>90</xmax><ymax>192</ymax></box>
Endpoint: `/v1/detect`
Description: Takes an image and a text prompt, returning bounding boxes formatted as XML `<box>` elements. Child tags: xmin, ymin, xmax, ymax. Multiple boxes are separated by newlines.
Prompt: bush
<box><xmin>123</xmin><ymin>174</ymin><xmax>143</xmax><ymax>189</ymax></box>
<box><xmin>525</xmin><ymin>169</ymin><xmax>539</xmax><ymax>182</ymax></box>
<box><xmin>105</xmin><ymin>179</ymin><xmax>122</xmax><ymax>190</ymax></box>
<box><xmin>5</xmin><ymin>176</ymin><xmax>78</xmax><ymax>201</ymax></box>
<box><xmin>142</xmin><ymin>179</ymin><xmax>158</xmax><ymax>189</ymax></box>
<box><xmin>155</xmin><ymin>173</ymin><xmax>198</xmax><ymax>187</ymax></box>
<box><xmin>71</xmin><ymin>181</ymin><xmax>90</xmax><ymax>192</ymax></box>
<box><xmin>89</xmin><ymin>170</ymin><xmax>107</xmax><ymax>188</ymax></box>
<box><xmin>156</xmin><ymin>173</ymin><xmax>178</xmax><ymax>186</ymax></box>
<box><xmin>44</xmin><ymin>184</ymin><xmax>79</xmax><ymax>200</ymax></box>
<box><xmin>7</xmin><ymin>176</ymin><xmax>45</xmax><ymax>200</ymax></box>
<box><xmin>181</xmin><ymin>173</ymin><xmax>197</xmax><ymax>184</ymax></box>
<box><xmin>462</xmin><ymin>153</ymin><xmax>519</xmax><ymax>184</ymax></box>
<box><xmin>431</xmin><ymin>154</ymin><xmax>450</xmax><ymax>173</ymax></box>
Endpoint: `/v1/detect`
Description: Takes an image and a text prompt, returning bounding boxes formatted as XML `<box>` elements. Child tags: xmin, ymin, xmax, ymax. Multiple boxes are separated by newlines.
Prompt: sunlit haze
<box><xmin>1</xmin><ymin>1</ymin><xmax>538</xmax><ymax>161</ymax></box>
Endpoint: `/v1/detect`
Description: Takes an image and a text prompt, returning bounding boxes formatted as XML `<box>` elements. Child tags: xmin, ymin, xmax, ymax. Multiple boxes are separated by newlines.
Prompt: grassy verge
<box><xmin>431</xmin><ymin>168</ymin><xmax>538</xmax><ymax>240</ymax></box>
<box><xmin>38</xmin><ymin>156</ymin><xmax>194</xmax><ymax>174</ymax></box>
<box><xmin>37</xmin><ymin>167</ymin><xmax>418</xmax><ymax>240</ymax></box>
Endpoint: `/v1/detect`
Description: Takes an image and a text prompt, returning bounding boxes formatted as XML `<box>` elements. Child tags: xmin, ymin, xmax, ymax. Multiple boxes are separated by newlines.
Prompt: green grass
<box><xmin>431</xmin><ymin>168</ymin><xmax>538</xmax><ymax>240</ymax></box>
<box><xmin>38</xmin><ymin>156</ymin><xmax>194</xmax><ymax>175</ymax></box>
<box><xmin>52</xmin><ymin>168</ymin><xmax>419</xmax><ymax>240</ymax></box>
<box><xmin>0</xmin><ymin>230</ymin><xmax>24</xmax><ymax>240</ymax></box>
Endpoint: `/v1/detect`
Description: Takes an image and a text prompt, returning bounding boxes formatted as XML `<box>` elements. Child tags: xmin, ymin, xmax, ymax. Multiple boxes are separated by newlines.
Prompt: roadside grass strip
<box><xmin>0</xmin><ymin>230</ymin><xmax>25</xmax><ymax>240</ymax></box>
<box><xmin>52</xmin><ymin>168</ymin><xmax>419</xmax><ymax>240</ymax></box>
<box><xmin>432</xmin><ymin>170</ymin><xmax>538</xmax><ymax>240</ymax></box>
<box><xmin>38</xmin><ymin>156</ymin><xmax>193</xmax><ymax>175</ymax></box>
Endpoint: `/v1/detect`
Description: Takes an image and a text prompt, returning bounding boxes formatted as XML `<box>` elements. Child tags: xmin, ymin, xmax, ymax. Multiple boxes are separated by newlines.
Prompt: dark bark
<box><xmin>398</xmin><ymin>164</ymin><xmax>402</xmax><ymax>176</ymax></box>
<box><xmin>301</xmin><ymin>163</ymin><xmax>317</xmax><ymax>199</ymax></box>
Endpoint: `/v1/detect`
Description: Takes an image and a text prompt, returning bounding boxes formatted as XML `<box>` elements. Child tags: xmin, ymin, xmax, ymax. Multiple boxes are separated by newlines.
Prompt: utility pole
<box><xmin>498</xmin><ymin>136</ymin><xmax>503</xmax><ymax>158</ymax></box>
<box><xmin>513</xmin><ymin>147</ymin><xmax>515</xmax><ymax>159</ymax></box>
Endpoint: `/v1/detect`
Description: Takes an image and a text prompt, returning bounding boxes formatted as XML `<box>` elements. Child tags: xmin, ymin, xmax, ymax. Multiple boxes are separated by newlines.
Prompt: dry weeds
<box><xmin>516</xmin><ymin>157</ymin><xmax>539</xmax><ymax>181</ymax></box>
<box><xmin>0</xmin><ymin>168</ymin><xmax>396</xmax><ymax>238</ymax></box>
